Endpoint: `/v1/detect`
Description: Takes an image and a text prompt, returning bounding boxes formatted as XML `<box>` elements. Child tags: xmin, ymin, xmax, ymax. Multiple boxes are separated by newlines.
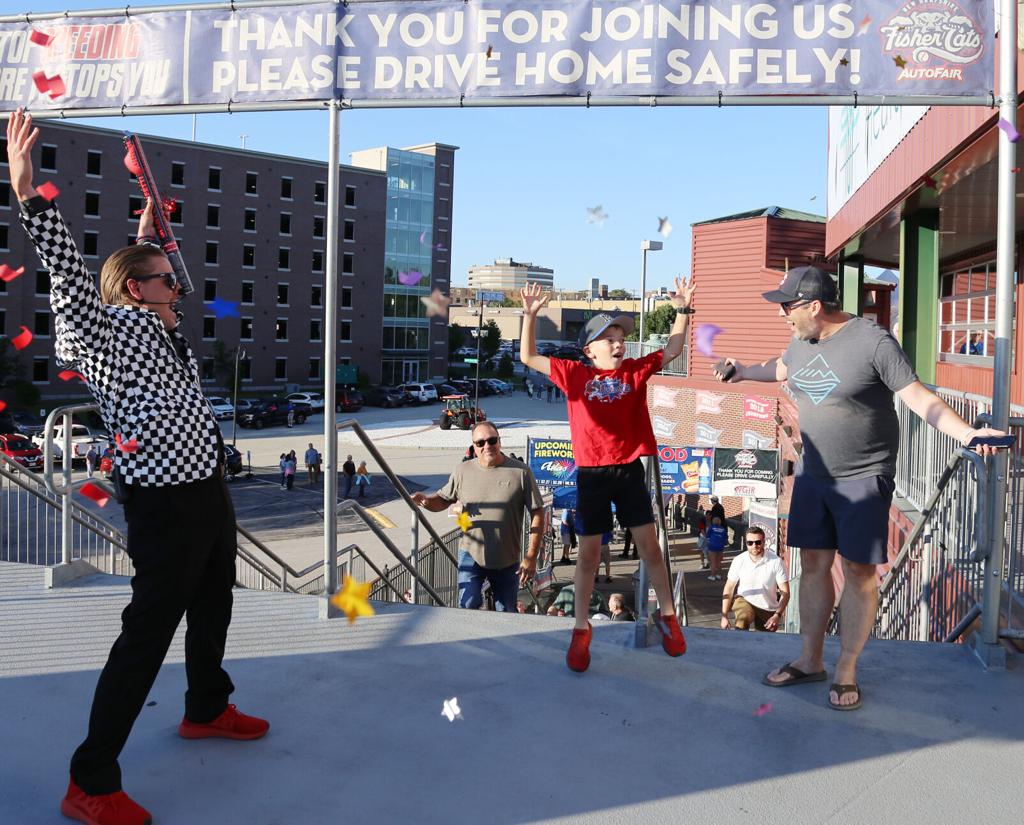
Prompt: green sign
<box><xmin>464</xmin><ymin>358</ymin><xmax>479</xmax><ymax>364</ymax></box>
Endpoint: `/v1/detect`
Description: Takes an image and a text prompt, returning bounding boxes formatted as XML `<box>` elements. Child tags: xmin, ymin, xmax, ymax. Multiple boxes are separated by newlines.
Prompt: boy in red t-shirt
<box><xmin>520</xmin><ymin>279</ymin><xmax>695</xmax><ymax>672</ymax></box>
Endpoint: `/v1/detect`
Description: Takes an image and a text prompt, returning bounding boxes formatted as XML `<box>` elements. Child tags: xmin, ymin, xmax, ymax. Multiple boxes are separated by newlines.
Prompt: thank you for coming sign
<box><xmin>713</xmin><ymin>447</ymin><xmax>779</xmax><ymax>499</ymax></box>
<box><xmin>528</xmin><ymin>437</ymin><xmax>576</xmax><ymax>491</ymax></box>
<box><xmin>0</xmin><ymin>1</ymin><xmax>994</xmax><ymax>112</ymax></box>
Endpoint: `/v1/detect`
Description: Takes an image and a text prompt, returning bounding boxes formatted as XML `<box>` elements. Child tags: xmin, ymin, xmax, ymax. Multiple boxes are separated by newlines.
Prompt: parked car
<box><xmin>365</xmin><ymin>386</ymin><xmax>412</xmax><ymax>408</ymax></box>
<box><xmin>537</xmin><ymin>342</ymin><xmax>558</xmax><ymax>355</ymax></box>
<box><xmin>287</xmin><ymin>391</ymin><xmax>325</xmax><ymax>412</ymax></box>
<box><xmin>0</xmin><ymin>433</ymin><xmax>45</xmax><ymax>471</ymax></box>
<box><xmin>399</xmin><ymin>382</ymin><xmax>439</xmax><ymax>404</ymax></box>
<box><xmin>335</xmin><ymin>387</ymin><xmax>364</xmax><ymax>413</ymax></box>
<box><xmin>436</xmin><ymin>383</ymin><xmax>461</xmax><ymax>398</ymax></box>
<box><xmin>234</xmin><ymin>398</ymin><xmax>258</xmax><ymax>414</ymax></box>
<box><xmin>552</xmin><ymin>346</ymin><xmax>585</xmax><ymax>361</ymax></box>
<box><xmin>223</xmin><ymin>443</ymin><xmax>244</xmax><ymax>478</ymax></box>
<box><xmin>485</xmin><ymin>379</ymin><xmax>512</xmax><ymax>395</ymax></box>
<box><xmin>206</xmin><ymin>396</ymin><xmax>235</xmax><ymax>421</ymax></box>
<box><xmin>32</xmin><ymin>423</ymin><xmax>107</xmax><ymax>464</ymax></box>
<box><xmin>454</xmin><ymin>346</ymin><xmax>476</xmax><ymax>357</ymax></box>
<box><xmin>10</xmin><ymin>411</ymin><xmax>45</xmax><ymax>438</ymax></box>
<box><xmin>448</xmin><ymin>379</ymin><xmax>473</xmax><ymax>396</ymax></box>
<box><xmin>236</xmin><ymin>399</ymin><xmax>307</xmax><ymax>429</ymax></box>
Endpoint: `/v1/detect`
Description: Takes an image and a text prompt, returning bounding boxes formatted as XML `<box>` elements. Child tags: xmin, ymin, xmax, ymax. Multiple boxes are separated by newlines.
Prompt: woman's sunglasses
<box><xmin>474</xmin><ymin>436</ymin><xmax>500</xmax><ymax>448</ymax></box>
<box><xmin>130</xmin><ymin>271</ymin><xmax>179</xmax><ymax>291</ymax></box>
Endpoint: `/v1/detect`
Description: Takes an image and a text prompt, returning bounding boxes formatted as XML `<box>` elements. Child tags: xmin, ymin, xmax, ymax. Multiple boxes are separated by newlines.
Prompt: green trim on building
<box><xmin>840</xmin><ymin>255</ymin><xmax>864</xmax><ymax>315</ymax></box>
<box><xmin>899</xmin><ymin>210</ymin><xmax>940</xmax><ymax>383</ymax></box>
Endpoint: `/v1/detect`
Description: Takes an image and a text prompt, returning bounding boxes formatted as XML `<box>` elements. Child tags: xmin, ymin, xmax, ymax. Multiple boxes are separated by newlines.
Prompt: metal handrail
<box><xmin>41</xmin><ymin>403</ymin><xmax>103</xmax><ymax>497</ymax></box>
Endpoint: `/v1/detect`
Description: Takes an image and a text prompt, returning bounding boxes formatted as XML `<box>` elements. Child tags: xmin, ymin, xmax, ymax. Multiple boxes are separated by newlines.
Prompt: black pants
<box><xmin>70</xmin><ymin>473</ymin><xmax>238</xmax><ymax>794</ymax></box>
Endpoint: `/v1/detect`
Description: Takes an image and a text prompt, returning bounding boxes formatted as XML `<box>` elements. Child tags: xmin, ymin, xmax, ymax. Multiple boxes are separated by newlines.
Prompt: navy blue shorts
<box><xmin>787</xmin><ymin>473</ymin><xmax>894</xmax><ymax>565</ymax></box>
<box><xmin>576</xmin><ymin>458</ymin><xmax>654</xmax><ymax>536</ymax></box>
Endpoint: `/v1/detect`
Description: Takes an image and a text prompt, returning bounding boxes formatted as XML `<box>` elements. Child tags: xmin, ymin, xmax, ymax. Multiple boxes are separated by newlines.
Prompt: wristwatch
<box><xmin>676</xmin><ymin>306</ymin><xmax>696</xmax><ymax>315</ymax></box>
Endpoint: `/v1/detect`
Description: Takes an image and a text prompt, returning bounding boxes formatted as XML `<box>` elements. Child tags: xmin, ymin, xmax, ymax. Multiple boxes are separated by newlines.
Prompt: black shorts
<box><xmin>576</xmin><ymin>458</ymin><xmax>654</xmax><ymax>536</ymax></box>
<box><xmin>787</xmin><ymin>473</ymin><xmax>895</xmax><ymax>565</ymax></box>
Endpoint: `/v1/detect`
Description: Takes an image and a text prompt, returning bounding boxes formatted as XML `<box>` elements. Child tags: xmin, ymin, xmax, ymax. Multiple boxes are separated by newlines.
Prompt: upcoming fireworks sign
<box><xmin>527</xmin><ymin>437</ymin><xmax>576</xmax><ymax>491</ymax></box>
<box><xmin>0</xmin><ymin>1</ymin><xmax>994</xmax><ymax>112</ymax></box>
<box><xmin>713</xmin><ymin>447</ymin><xmax>779</xmax><ymax>499</ymax></box>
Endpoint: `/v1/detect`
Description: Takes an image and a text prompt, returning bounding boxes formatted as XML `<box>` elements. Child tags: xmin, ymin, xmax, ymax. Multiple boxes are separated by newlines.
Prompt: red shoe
<box><xmin>178</xmin><ymin>704</ymin><xmax>269</xmax><ymax>740</ymax></box>
<box><xmin>566</xmin><ymin>623</ymin><xmax>592</xmax><ymax>672</ymax></box>
<box><xmin>60</xmin><ymin>779</ymin><xmax>152</xmax><ymax>825</ymax></box>
<box><xmin>654</xmin><ymin>611</ymin><xmax>687</xmax><ymax>657</ymax></box>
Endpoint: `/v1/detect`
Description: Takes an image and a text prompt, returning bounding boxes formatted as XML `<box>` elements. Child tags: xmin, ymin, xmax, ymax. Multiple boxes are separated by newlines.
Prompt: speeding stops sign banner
<box><xmin>0</xmin><ymin>1</ymin><xmax>994</xmax><ymax>111</ymax></box>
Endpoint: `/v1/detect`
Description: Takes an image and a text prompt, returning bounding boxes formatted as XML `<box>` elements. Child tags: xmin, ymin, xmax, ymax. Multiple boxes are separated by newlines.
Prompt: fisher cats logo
<box><xmin>881</xmin><ymin>2</ymin><xmax>984</xmax><ymax>82</ymax></box>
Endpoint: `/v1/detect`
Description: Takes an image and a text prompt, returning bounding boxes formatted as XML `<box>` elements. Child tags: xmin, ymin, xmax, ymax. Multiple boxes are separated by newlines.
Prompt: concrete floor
<box><xmin>2</xmin><ymin>562</ymin><xmax>1022</xmax><ymax>825</ymax></box>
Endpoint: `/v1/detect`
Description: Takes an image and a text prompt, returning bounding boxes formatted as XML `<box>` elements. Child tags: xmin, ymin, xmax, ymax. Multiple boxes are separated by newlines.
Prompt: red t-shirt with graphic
<box><xmin>548</xmin><ymin>351</ymin><xmax>663</xmax><ymax>467</ymax></box>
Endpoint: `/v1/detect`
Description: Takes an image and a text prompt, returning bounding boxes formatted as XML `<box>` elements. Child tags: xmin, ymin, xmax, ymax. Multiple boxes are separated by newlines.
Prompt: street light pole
<box><xmin>639</xmin><ymin>240</ymin><xmax>663</xmax><ymax>348</ymax></box>
<box><xmin>474</xmin><ymin>299</ymin><xmax>484</xmax><ymax>414</ymax></box>
<box><xmin>231</xmin><ymin>346</ymin><xmax>246</xmax><ymax>445</ymax></box>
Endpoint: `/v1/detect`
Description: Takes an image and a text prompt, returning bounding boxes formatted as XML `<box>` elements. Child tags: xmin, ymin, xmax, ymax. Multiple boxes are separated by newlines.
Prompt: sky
<box><xmin>19</xmin><ymin>1</ymin><xmax>829</xmax><ymax>294</ymax></box>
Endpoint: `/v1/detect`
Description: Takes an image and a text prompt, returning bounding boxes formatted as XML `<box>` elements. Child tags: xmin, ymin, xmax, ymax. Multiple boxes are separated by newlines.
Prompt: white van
<box><xmin>399</xmin><ymin>383</ymin><xmax>439</xmax><ymax>404</ymax></box>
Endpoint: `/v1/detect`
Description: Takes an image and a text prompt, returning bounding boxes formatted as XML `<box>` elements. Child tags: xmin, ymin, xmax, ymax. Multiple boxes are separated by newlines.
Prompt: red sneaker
<box><xmin>60</xmin><ymin>778</ymin><xmax>152</xmax><ymax>825</ymax></box>
<box><xmin>566</xmin><ymin>623</ymin><xmax>592</xmax><ymax>673</ymax></box>
<box><xmin>654</xmin><ymin>611</ymin><xmax>687</xmax><ymax>657</ymax></box>
<box><xmin>178</xmin><ymin>704</ymin><xmax>269</xmax><ymax>740</ymax></box>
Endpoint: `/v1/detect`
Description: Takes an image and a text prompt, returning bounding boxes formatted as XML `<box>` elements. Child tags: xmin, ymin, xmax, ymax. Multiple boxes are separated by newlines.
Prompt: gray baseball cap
<box><xmin>579</xmin><ymin>313</ymin><xmax>635</xmax><ymax>348</ymax></box>
<box><xmin>761</xmin><ymin>266</ymin><xmax>838</xmax><ymax>305</ymax></box>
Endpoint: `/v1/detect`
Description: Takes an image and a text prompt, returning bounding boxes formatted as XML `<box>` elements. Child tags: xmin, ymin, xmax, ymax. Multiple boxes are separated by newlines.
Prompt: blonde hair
<box><xmin>99</xmin><ymin>245</ymin><xmax>167</xmax><ymax>305</ymax></box>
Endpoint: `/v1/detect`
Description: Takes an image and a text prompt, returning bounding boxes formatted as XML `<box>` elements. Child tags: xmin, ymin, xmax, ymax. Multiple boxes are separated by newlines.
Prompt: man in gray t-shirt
<box><xmin>412</xmin><ymin>421</ymin><xmax>545</xmax><ymax>612</ymax></box>
<box><xmin>714</xmin><ymin>266</ymin><xmax>1005</xmax><ymax>711</ymax></box>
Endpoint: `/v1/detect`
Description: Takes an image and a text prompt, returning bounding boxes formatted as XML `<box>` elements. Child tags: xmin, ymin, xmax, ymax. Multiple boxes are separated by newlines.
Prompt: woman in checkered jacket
<box><xmin>8</xmin><ymin>109</ymin><xmax>268</xmax><ymax>825</ymax></box>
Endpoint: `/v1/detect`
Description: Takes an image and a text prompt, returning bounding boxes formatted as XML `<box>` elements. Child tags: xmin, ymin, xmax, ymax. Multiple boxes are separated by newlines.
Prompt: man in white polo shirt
<box><xmin>721</xmin><ymin>527</ymin><xmax>790</xmax><ymax>632</ymax></box>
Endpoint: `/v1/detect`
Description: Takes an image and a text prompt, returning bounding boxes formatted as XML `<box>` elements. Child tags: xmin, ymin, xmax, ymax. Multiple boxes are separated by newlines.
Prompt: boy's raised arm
<box><xmin>662</xmin><ymin>276</ymin><xmax>696</xmax><ymax>364</ymax></box>
<box><xmin>520</xmin><ymin>282</ymin><xmax>551</xmax><ymax>376</ymax></box>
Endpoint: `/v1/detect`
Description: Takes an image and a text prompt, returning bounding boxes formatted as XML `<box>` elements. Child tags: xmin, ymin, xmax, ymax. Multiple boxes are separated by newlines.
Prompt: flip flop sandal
<box><xmin>828</xmin><ymin>683</ymin><xmax>862</xmax><ymax>711</ymax></box>
<box><xmin>761</xmin><ymin>663</ymin><xmax>828</xmax><ymax>687</ymax></box>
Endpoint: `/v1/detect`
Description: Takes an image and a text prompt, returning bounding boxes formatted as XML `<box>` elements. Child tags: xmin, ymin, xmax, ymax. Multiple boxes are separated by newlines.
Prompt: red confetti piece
<box><xmin>58</xmin><ymin>370</ymin><xmax>85</xmax><ymax>382</ymax></box>
<box><xmin>0</xmin><ymin>264</ymin><xmax>25</xmax><ymax>283</ymax></box>
<box><xmin>115</xmin><ymin>434</ymin><xmax>138</xmax><ymax>453</ymax></box>
<box><xmin>1013</xmin><ymin>167</ymin><xmax>1021</xmax><ymax>174</ymax></box>
<box><xmin>37</xmin><ymin>181</ymin><xmax>60</xmax><ymax>201</ymax></box>
<box><xmin>30</xmin><ymin>29</ymin><xmax>54</xmax><ymax>47</ymax></box>
<box><xmin>79</xmin><ymin>482</ymin><xmax>110</xmax><ymax>507</ymax></box>
<box><xmin>32</xmin><ymin>70</ymin><xmax>65</xmax><ymax>100</ymax></box>
<box><xmin>857</xmin><ymin>15</ymin><xmax>871</xmax><ymax>36</ymax></box>
<box><xmin>11</xmin><ymin>326</ymin><xmax>33</xmax><ymax>351</ymax></box>
<box><xmin>753</xmin><ymin>703</ymin><xmax>774</xmax><ymax>718</ymax></box>
<box><xmin>123</xmin><ymin>150</ymin><xmax>142</xmax><ymax>176</ymax></box>
<box><xmin>0</xmin><ymin>400</ymin><xmax>6</xmax><ymax>413</ymax></box>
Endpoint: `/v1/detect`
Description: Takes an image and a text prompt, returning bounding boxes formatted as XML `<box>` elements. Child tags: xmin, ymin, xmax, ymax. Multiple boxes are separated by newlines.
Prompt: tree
<box><xmin>211</xmin><ymin>339</ymin><xmax>236</xmax><ymax>390</ymax></box>
<box><xmin>498</xmin><ymin>296</ymin><xmax>521</xmax><ymax>307</ymax></box>
<box><xmin>481</xmin><ymin>319</ymin><xmax>502</xmax><ymax>361</ymax></box>
<box><xmin>449</xmin><ymin>323</ymin><xmax>466</xmax><ymax>354</ymax></box>
<box><xmin>497</xmin><ymin>352</ymin><xmax>514</xmax><ymax>378</ymax></box>
<box><xmin>607</xmin><ymin>288</ymin><xmax>633</xmax><ymax>300</ymax></box>
<box><xmin>627</xmin><ymin>303</ymin><xmax>676</xmax><ymax>342</ymax></box>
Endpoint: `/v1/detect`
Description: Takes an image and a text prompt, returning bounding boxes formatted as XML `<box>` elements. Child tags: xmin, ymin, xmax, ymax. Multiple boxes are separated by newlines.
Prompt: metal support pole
<box><xmin>410</xmin><ymin>507</ymin><xmax>420</xmax><ymax>604</ymax></box>
<box><xmin>320</xmin><ymin>100</ymin><xmax>341</xmax><ymax>619</ymax></box>
<box><xmin>60</xmin><ymin>410</ymin><xmax>72</xmax><ymax>566</ymax></box>
<box><xmin>475</xmin><ymin>300</ymin><xmax>483</xmax><ymax>414</ymax></box>
<box><xmin>976</xmin><ymin>0</ymin><xmax>1017</xmax><ymax>668</ymax></box>
<box><xmin>919</xmin><ymin>533</ymin><xmax>932</xmax><ymax>643</ymax></box>
<box><xmin>231</xmin><ymin>346</ymin><xmax>244</xmax><ymax>445</ymax></box>
<box><xmin>639</xmin><ymin>249</ymin><xmax>648</xmax><ymax>346</ymax></box>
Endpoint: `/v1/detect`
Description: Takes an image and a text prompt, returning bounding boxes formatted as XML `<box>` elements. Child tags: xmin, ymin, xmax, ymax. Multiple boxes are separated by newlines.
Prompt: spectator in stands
<box><xmin>672</xmin><ymin>495</ymin><xmax>684</xmax><ymax>532</ymax></box>
<box><xmin>354</xmin><ymin>460</ymin><xmax>370</xmax><ymax>497</ymax></box>
<box><xmin>305</xmin><ymin>443</ymin><xmax>319</xmax><ymax>485</ymax></box>
<box><xmin>706</xmin><ymin>516</ymin><xmax>728</xmax><ymax>581</ymax></box>
<box><xmin>342</xmin><ymin>454</ymin><xmax>356</xmax><ymax>498</ymax></box>
<box><xmin>721</xmin><ymin>527</ymin><xmax>790</xmax><ymax>631</ymax></box>
<box><xmin>86</xmin><ymin>445</ymin><xmax>98</xmax><ymax>479</ymax></box>
<box><xmin>558</xmin><ymin>507</ymin><xmax>575</xmax><ymax>565</ymax></box>
<box><xmin>709</xmin><ymin>494</ymin><xmax>726</xmax><ymax>544</ymax></box>
<box><xmin>550</xmin><ymin>583</ymin><xmax>604</xmax><ymax>618</ymax></box>
<box><xmin>608</xmin><ymin>593</ymin><xmax>634</xmax><ymax>621</ymax></box>
<box><xmin>411</xmin><ymin>422</ymin><xmax>545</xmax><ymax>612</ymax></box>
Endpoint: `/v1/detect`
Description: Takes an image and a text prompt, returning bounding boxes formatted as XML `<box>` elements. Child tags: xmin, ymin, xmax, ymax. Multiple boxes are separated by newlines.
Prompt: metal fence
<box><xmin>624</xmin><ymin>342</ymin><xmax>688</xmax><ymax>377</ymax></box>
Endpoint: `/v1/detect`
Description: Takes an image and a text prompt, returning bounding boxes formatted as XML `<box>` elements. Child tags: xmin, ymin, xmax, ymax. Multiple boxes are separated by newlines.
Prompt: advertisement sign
<box><xmin>748</xmin><ymin>498</ymin><xmax>779</xmax><ymax>555</ymax></box>
<box><xmin>657</xmin><ymin>445</ymin><xmax>713</xmax><ymax>495</ymax></box>
<box><xmin>694</xmin><ymin>390</ymin><xmax>725</xmax><ymax>416</ymax></box>
<box><xmin>0</xmin><ymin>1</ymin><xmax>994</xmax><ymax>113</ymax></box>
<box><xmin>527</xmin><ymin>437</ymin><xmax>576</xmax><ymax>491</ymax></box>
<box><xmin>743</xmin><ymin>396</ymin><xmax>774</xmax><ymax>420</ymax></box>
<box><xmin>694</xmin><ymin>422</ymin><xmax>722</xmax><ymax>447</ymax></box>
<box><xmin>713</xmin><ymin>447</ymin><xmax>779</xmax><ymax>499</ymax></box>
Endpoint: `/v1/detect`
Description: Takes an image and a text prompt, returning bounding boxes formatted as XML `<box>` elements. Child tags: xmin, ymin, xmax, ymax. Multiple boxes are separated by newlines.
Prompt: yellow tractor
<box><xmin>438</xmin><ymin>395</ymin><xmax>486</xmax><ymax>430</ymax></box>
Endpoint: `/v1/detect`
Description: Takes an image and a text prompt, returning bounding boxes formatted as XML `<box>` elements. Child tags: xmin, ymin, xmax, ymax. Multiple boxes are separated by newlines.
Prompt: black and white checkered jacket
<box><xmin>21</xmin><ymin>198</ymin><xmax>221</xmax><ymax>487</ymax></box>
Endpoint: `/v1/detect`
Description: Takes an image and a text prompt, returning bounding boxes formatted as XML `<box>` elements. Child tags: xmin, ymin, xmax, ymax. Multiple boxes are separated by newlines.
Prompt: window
<box><xmin>280</xmin><ymin>176</ymin><xmax>293</xmax><ymax>199</ymax></box>
<box><xmin>203</xmin><ymin>317</ymin><xmax>216</xmax><ymax>340</ymax></box>
<box><xmin>244</xmin><ymin>208</ymin><xmax>256</xmax><ymax>232</ymax></box>
<box><xmin>0</xmin><ymin>180</ymin><xmax>9</xmax><ymax>209</ymax></box>
<box><xmin>34</xmin><ymin>310</ymin><xmax>50</xmax><ymax>337</ymax></box>
<box><xmin>939</xmin><ymin>260</ymin><xmax>999</xmax><ymax>362</ymax></box>
<box><xmin>314</xmin><ymin>181</ymin><xmax>326</xmax><ymax>203</ymax></box>
<box><xmin>208</xmin><ymin>167</ymin><xmax>221</xmax><ymax>190</ymax></box>
<box><xmin>240</xmin><ymin>358</ymin><xmax>252</xmax><ymax>381</ymax></box>
<box><xmin>311</xmin><ymin>285</ymin><xmax>322</xmax><ymax>307</ymax></box>
<box><xmin>313</xmin><ymin>216</ymin><xmax>325</xmax><ymax>238</ymax></box>
<box><xmin>245</xmin><ymin>172</ymin><xmax>258</xmax><ymax>195</ymax></box>
<box><xmin>205</xmin><ymin>241</ymin><xmax>218</xmax><ymax>265</ymax></box>
<box><xmin>343</xmin><ymin>220</ymin><xmax>355</xmax><ymax>242</ymax></box>
<box><xmin>128</xmin><ymin>195</ymin><xmax>144</xmax><ymax>219</ymax></box>
<box><xmin>40</xmin><ymin>144</ymin><xmax>57</xmax><ymax>171</ymax></box>
<box><xmin>241</xmin><ymin>281</ymin><xmax>254</xmax><ymax>304</ymax></box>
<box><xmin>35</xmin><ymin>269</ymin><xmax>50</xmax><ymax>295</ymax></box>
<box><xmin>277</xmin><ymin>284</ymin><xmax>289</xmax><ymax>306</ymax></box>
<box><xmin>276</xmin><ymin>319</ymin><xmax>288</xmax><ymax>341</ymax></box>
<box><xmin>275</xmin><ymin>357</ymin><xmax>287</xmax><ymax>380</ymax></box>
<box><xmin>33</xmin><ymin>357</ymin><xmax>48</xmax><ymax>383</ymax></box>
<box><xmin>341</xmin><ymin>286</ymin><xmax>352</xmax><ymax>308</ymax></box>
<box><xmin>84</xmin><ymin>191</ymin><xmax>100</xmax><ymax>217</ymax></box>
<box><xmin>278</xmin><ymin>248</ymin><xmax>290</xmax><ymax>270</ymax></box>
<box><xmin>0</xmin><ymin>223</ymin><xmax>7</xmax><ymax>250</ymax></box>
<box><xmin>280</xmin><ymin>212</ymin><xmax>291</xmax><ymax>235</ymax></box>
<box><xmin>86</xmin><ymin>150</ymin><xmax>102</xmax><ymax>176</ymax></box>
<box><xmin>243</xmin><ymin>245</ymin><xmax>255</xmax><ymax>268</ymax></box>
<box><xmin>0</xmin><ymin>137</ymin><xmax>5</xmax><ymax>165</ymax></box>
<box><xmin>308</xmin><ymin>358</ymin><xmax>321</xmax><ymax>380</ymax></box>
<box><xmin>171</xmin><ymin>162</ymin><xmax>185</xmax><ymax>187</ymax></box>
<box><xmin>240</xmin><ymin>318</ymin><xmax>253</xmax><ymax>340</ymax></box>
<box><xmin>202</xmin><ymin>357</ymin><xmax>216</xmax><ymax>382</ymax></box>
<box><xmin>342</xmin><ymin>252</ymin><xmax>354</xmax><ymax>274</ymax></box>
<box><xmin>340</xmin><ymin>321</ymin><xmax>352</xmax><ymax>342</ymax></box>
<box><xmin>310</xmin><ymin>319</ymin><xmax>322</xmax><ymax>341</ymax></box>
<box><xmin>204</xmin><ymin>279</ymin><xmax>217</xmax><ymax>301</ymax></box>
<box><xmin>345</xmin><ymin>185</ymin><xmax>356</xmax><ymax>207</ymax></box>
<box><xmin>83</xmin><ymin>231</ymin><xmax>98</xmax><ymax>257</ymax></box>
<box><xmin>169</xmin><ymin>201</ymin><xmax>182</xmax><ymax>225</ymax></box>
<box><xmin>312</xmin><ymin>250</ymin><xmax>323</xmax><ymax>272</ymax></box>
<box><xmin>207</xmin><ymin>205</ymin><xmax>220</xmax><ymax>228</ymax></box>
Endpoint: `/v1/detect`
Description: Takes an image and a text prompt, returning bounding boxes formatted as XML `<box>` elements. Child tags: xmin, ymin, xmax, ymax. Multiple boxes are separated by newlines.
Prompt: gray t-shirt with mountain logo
<box><xmin>781</xmin><ymin>316</ymin><xmax>918</xmax><ymax>480</ymax></box>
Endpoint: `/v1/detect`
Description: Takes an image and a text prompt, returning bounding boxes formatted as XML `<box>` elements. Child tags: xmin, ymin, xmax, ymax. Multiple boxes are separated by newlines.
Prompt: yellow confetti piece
<box><xmin>456</xmin><ymin>510</ymin><xmax>474</xmax><ymax>533</ymax></box>
<box><xmin>330</xmin><ymin>575</ymin><xmax>375</xmax><ymax>625</ymax></box>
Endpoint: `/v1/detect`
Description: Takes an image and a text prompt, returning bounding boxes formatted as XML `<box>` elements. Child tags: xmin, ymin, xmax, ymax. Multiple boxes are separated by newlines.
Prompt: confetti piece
<box><xmin>586</xmin><ymin>205</ymin><xmax>608</xmax><ymax>226</ymax></box>
<box><xmin>421</xmin><ymin>288</ymin><xmax>451</xmax><ymax>319</ymax></box>
<box><xmin>457</xmin><ymin>510</ymin><xmax>474</xmax><ymax>533</ymax></box>
<box><xmin>839</xmin><ymin>57</ymin><xmax>849</xmax><ymax>67</ymax></box>
<box><xmin>37</xmin><ymin>181</ymin><xmax>60</xmax><ymax>201</ymax></box>
<box><xmin>998</xmin><ymin>117</ymin><xmax>1021</xmax><ymax>143</ymax></box>
<box><xmin>398</xmin><ymin>270</ymin><xmax>424</xmax><ymax>286</ymax></box>
<box><xmin>123</xmin><ymin>150</ymin><xmax>141</xmax><ymax>176</ymax></box>
<box><xmin>893</xmin><ymin>55</ymin><xmax>907</xmax><ymax>69</ymax></box>
<box><xmin>10</xmin><ymin>326</ymin><xmax>33</xmax><ymax>351</ymax></box>
<box><xmin>79</xmin><ymin>482</ymin><xmax>111</xmax><ymax>507</ymax></box>
<box><xmin>753</xmin><ymin>702</ymin><xmax>774</xmax><ymax>718</ymax></box>
<box><xmin>695</xmin><ymin>324</ymin><xmax>724</xmax><ymax>358</ymax></box>
<box><xmin>58</xmin><ymin>369</ymin><xmax>85</xmax><ymax>382</ymax></box>
<box><xmin>1013</xmin><ymin>167</ymin><xmax>1021</xmax><ymax>174</ymax></box>
<box><xmin>32</xmin><ymin>70</ymin><xmax>65</xmax><ymax>99</ymax></box>
<box><xmin>657</xmin><ymin>216</ymin><xmax>673</xmax><ymax>238</ymax></box>
<box><xmin>0</xmin><ymin>400</ymin><xmax>5</xmax><ymax>412</ymax></box>
<box><xmin>857</xmin><ymin>15</ymin><xmax>871</xmax><ymax>35</ymax></box>
<box><xmin>419</xmin><ymin>230</ymin><xmax>426</xmax><ymax>245</ymax></box>
<box><xmin>330</xmin><ymin>575</ymin><xmax>375</xmax><ymax>625</ymax></box>
<box><xmin>208</xmin><ymin>296</ymin><xmax>240</xmax><ymax>319</ymax></box>
<box><xmin>434</xmin><ymin>242</ymin><xmax>446</xmax><ymax>252</ymax></box>
<box><xmin>809</xmin><ymin>195</ymin><xmax>818</xmax><ymax>202</ymax></box>
<box><xmin>0</xmin><ymin>264</ymin><xmax>25</xmax><ymax>283</ymax></box>
<box><xmin>30</xmin><ymin>29</ymin><xmax>54</xmax><ymax>47</ymax></box>
<box><xmin>486</xmin><ymin>45</ymin><xmax>493</xmax><ymax>59</ymax></box>
<box><xmin>441</xmin><ymin>697</ymin><xmax>462</xmax><ymax>722</ymax></box>
<box><xmin>115</xmin><ymin>434</ymin><xmax>138</xmax><ymax>453</ymax></box>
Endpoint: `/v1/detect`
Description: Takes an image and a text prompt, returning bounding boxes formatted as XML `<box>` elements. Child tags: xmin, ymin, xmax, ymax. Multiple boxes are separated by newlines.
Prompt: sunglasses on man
<box><xmin>780</xmin><ymin>299</ymin><xmax>811</xmax><ymax>315</ymax></box>
<box><xmin>473</xmin><ymin>436</ymin><xmax>500</xmax><ymax>448</ymax></box>
<box><xmin>130</xmin><ymin>271</ymin><xmax>180</xmax><ymax>291</ymax></box>
<box><xmin>746</xmin><ymin>539</ymin><xmax>764</xmax><ymax>546</ymax></box>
